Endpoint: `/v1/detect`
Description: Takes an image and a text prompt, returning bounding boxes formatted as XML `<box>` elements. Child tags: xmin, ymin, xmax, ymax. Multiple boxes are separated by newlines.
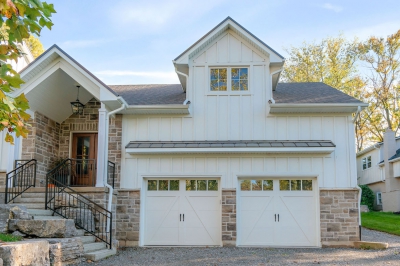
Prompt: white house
<box><xmin>357</xmin><ymin>130</ymin><xmax>400</xmax><ymax>212</ymax></box>
<box><xmin>0</xmin><ymin>17</ymin><xmax>367</xmax><ymax>248</ymax></box>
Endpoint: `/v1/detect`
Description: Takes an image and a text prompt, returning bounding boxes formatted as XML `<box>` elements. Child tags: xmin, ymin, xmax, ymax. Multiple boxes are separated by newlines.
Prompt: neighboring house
<box><xmin>0</xmin><ymin>17</ymin><xmax>368</xmax><ymax>248</ymax></box>
<box><xmin>357</xmin><ymin>130</ymin><xmax>400</xmax><ymax>212</ymax></box>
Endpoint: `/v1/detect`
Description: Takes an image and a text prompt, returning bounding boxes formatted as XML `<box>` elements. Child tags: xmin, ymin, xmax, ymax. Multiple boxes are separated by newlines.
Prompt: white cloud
<box><xmin>322</xmin><ymin>3</ymin><xmax>343</xmax><ymax>12</ymax></box>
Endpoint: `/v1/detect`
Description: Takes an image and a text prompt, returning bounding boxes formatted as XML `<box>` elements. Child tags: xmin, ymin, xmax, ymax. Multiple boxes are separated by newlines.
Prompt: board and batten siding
<box><xmin>120</xmin><ymin>30</ymin><xmax>357</xmax><ymax>190</ymax></box>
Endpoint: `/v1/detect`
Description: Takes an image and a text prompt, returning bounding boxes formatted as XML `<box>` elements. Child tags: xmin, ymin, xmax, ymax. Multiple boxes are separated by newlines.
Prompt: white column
<box><xmin>96</xmin><ymin>103</ymin><xmax>108</xmax><ymax>187</ymax></box>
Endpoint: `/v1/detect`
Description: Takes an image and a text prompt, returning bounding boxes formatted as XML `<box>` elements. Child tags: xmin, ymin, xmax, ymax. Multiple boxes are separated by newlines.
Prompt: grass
<box><xmin>361</xmin><ymin>212</ymin><xmax>400</xmax><ymax>236</ymax></box>
<box><xmin>0</xmin><ymin>233</ymin><xmax>23</xmax><ymax>242</ymax></box>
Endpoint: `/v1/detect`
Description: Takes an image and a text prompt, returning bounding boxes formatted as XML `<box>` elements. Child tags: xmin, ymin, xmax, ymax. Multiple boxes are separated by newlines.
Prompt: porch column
<box><xmin>96</xmin><ymin>103</ymin><xmax>108</xmax><ymax>187</ymax></box>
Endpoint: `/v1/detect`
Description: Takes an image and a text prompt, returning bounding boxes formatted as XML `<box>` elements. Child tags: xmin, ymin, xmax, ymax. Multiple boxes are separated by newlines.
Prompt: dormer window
<box><xmin>210</xmin><ymin>67</ymin><xmax>249</xmax><ymax>92</ymax></box>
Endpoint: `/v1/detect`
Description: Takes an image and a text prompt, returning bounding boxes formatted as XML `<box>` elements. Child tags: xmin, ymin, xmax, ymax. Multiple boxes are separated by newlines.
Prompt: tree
<box><xmin>0</xmin><ymin>0</ymin><xmax>55</xmax><ymax>144</ymax></box>
<box><xmin>24</xmin><ymin>34</ymin><xmax>44</xmax><ymax>58</ymax></box>
<box><xmin>357</xmin><ymin>30</ymin><xmax>400</xmax><ymax>140</ymax></box>
<box><xmin>282</xmin><ymin>36</ymin><xmax>368</xmax><ymax>150</ymax></box>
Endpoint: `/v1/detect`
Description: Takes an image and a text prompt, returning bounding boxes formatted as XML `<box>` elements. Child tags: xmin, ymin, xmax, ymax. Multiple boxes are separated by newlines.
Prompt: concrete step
<box><xmin>80</xmin><ymin>235</ymin><xmax>96</xmax><ymax>244</ymax></box>
<box><xmin>14</xmin><ymin>203</ymin><xmax>45</xmax><ymax>209</ymax></box>
<box><xmin>27</xmin><ymin>209</ymin><xmax>53</xmax><ymax>216</ymax></box>
<box><xmin>33</xmin><ymin>216</ymin><xmax>64</xmax><ymax>220</ymax></box>
<box><xmin>84</xmin><ymin>248</ymin><xmax>116</xmax><ymax>262</ymax></box>
<box><xmin>19</xmin><ymin>193</ymin><xmax>46</xmax><ymax>198</ymax></box>
<box><xmin>75</xmin><ymin>229</ymin><xmax>86</xmax><ymax>237</ymax></box>
<box><xmin>13</xmin><ymin>197</ymin><xmax>45</xmax><ymax>203</ymax></box>
<box><xmin>84</xmin><ymin>242</ymin><xmax>107</xmax><ymax>253</ymax></box>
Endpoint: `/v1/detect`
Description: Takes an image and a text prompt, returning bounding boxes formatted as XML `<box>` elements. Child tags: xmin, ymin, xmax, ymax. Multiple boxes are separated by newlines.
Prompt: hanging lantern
<box><xmin>70</xmin><ymin>85</ymin><xmax>85</xmax><ymax>115</ymax></box>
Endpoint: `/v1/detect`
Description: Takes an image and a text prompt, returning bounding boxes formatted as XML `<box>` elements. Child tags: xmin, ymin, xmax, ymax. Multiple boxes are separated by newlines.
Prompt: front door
<box><xmin>71</xmin><ymin>133</ymin><xmax>98</xmax><ymax>186</ymax></box>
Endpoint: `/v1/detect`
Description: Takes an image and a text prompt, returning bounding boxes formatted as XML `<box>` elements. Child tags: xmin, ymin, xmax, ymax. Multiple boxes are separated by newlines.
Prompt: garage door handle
<box><xmin>275</xmin><ymin>214</ymin><xmax>276</xmax><ymax>222</ymax></box>
<box><xmin>278</xmin><ymin>214</ymin><xmax>279</xmax><ymax>222</ymax></box>
<box><xmin>183</xmin><ymin>214</ymin><xmax>185</xmax><ymax>221</ymax></box>
<box><xmin>180</xmin><ymin>214</ymin><xmax>181</xmax><ymax>221</ymax></box>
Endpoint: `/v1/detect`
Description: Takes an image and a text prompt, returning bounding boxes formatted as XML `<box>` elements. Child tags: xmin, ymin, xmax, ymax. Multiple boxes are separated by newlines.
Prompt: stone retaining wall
<box><xmin>320</xmin><ymin>189</ymin><xmax>360</xmax><ymax>246</ymax></box>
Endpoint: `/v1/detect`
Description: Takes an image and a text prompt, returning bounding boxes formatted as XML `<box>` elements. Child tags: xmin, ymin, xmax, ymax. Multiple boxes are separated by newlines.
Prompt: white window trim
<box><xmin>376</xmin><ymin>192</ymin><xmax>382</xmax><ymax>205</ymax></box>
<box><xmin>362</xmin><ymin>155</ymin><xmax>372</xmax><ymax>170</ymax></box>
<box><xmin>208</xmin><ymin>66</ymin><xmax>250</xmax><ymax>95</ymax></box>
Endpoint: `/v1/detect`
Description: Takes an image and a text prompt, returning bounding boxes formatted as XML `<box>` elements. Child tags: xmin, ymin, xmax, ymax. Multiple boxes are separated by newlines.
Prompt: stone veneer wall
<box><xmin>0</xmin><ymin>172</ymin><xmax>5</xmax><ymax>187</ymax></box>
<box><xmin>21</xmin><ymin>112</ymin><xmax>60</xmax><ymax>186</ymax></box>
<box><xmin>107</xmin><ymin>114</ymin><xmax>122</xmax><ymax>189</ymax></box>
<box><xmin>320</xmin><ymin>189</ymin><xmax>360</xmax><ymax>246</ymax></box>
<box><xmin>115</xmin><ymin>189</ymin><xmax>140</xmax><ymax>247</ymax></box>
<box><xmin>222</xmin><ymin>189</ymin><xmax>236</xmax><ymax>246</ymax></box>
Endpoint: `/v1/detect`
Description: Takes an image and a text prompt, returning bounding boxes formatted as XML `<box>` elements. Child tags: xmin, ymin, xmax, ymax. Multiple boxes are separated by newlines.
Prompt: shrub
<box><xmin>360</xmin><ymin>185</ymin><xmax>375</xmax><ymax>211</ymax></box>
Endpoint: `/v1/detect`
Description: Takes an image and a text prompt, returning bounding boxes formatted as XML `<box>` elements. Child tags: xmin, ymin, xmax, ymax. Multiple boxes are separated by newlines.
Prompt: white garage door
<box><xmin>144</xmin><ymin>179</ymin><xmax>221</xmax><ymax>246</ymax></box>
<box><xmin>238</xmin><ymin>179</ymin><xmax>318</xmax><ymax>247</ymax></box>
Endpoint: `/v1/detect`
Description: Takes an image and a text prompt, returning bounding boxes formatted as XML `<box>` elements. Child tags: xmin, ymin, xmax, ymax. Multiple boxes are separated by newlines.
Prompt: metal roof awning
<box><xmin>125</xmin><ymin>140</ymin><xmax>336</xmax><ymax>155</ymax></box>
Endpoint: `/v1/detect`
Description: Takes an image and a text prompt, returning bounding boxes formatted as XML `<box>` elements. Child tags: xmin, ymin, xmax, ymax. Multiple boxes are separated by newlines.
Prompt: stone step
<box><xmin>80</xmin><ymin>235</ymin><xmax>96</xmax><ymax>244</ymax></box>
<box><xmin>84</xmin><ymin>248</ymin><xmax>116</xmax><ymax>262</ymax></box>
<box><xmin>33</xmin><ymin>216</ymin><xmax>64</xmax><ymax>220</ymax></box>
<box><xmin>75</xmin><ymin>229</ymin><xmax>86</xmax><ymax>236</ymax></box>
<box><xmin>13</xmin><ymin>197</ymin><xmax>45</xmax><ymax>203</ymax></box>
<box><xmin>27</xmin><ymin>209</ymin><xmax>53</xmax><ymax>216</ymax></box>
<box><xmin>84</xmin><ymin>242</ymin><xmax>107</xmax><ymax>253</ymax></box>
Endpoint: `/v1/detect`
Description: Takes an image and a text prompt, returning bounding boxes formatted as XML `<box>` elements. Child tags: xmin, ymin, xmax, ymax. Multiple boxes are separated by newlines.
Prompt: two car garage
<box><xmin>142</xmin><ymin>178</ymin><xmax>319</xmax><ymax>247</ymax></box>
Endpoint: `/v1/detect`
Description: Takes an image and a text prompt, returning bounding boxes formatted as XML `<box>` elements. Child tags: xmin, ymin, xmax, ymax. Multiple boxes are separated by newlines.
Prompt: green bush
<box><xmin>360</xmin><ymin>185</ymin><xmax>375</xmax><ymax>211</ymax></box>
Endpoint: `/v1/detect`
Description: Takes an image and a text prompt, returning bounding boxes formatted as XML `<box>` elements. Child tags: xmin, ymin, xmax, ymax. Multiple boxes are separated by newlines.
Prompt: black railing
<box><xmin>5</xmin><ymin>159</ymin><xmax>37</xmax><ymax>204</ymax></box>
<box><xmin>46</xmin><ymin>162</ymin><xmax>112</xmax><ymax>249</ymax></box>
<box><xmin>107</xmin><ymin>161</ymin><xmax>115</xmax><ymax>189</ymax></box>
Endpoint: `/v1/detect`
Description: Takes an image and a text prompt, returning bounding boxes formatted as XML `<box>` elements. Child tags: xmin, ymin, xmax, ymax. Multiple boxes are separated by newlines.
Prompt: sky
<box><xmin>38</xmin><ymin>0</ymin><xmax>400</xmax><ymax>85</ymax></box>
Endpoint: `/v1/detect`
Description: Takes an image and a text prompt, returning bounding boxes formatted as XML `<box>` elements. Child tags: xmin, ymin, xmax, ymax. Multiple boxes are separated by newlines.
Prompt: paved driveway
<box><xmin>82</xmin><ymin>228</ymin><xmax>400</xmax><ymax>265</ymax></box>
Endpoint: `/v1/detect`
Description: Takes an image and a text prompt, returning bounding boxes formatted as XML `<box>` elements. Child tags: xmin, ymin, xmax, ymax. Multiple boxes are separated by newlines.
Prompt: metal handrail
<box><xmin>46</xmin><ymin>160</ymin><xmax>112</xmax><ymax>249</ymax></box>
<box><xmin>5</xmin><ymin>159</ymin><xmax>37</xmax><ymax>204</ymax></box>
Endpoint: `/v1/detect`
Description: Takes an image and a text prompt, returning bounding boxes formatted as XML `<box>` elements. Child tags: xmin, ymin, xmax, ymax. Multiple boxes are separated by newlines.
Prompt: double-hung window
<box><xmin>210</xmin><ymin>67</ymin><xmax>248</xmax><ymax>92</ymax></box>
<box><xmin>362</xmin><ymin>156</ymin><xmax>372</xmax><ymax>170</ymax></box>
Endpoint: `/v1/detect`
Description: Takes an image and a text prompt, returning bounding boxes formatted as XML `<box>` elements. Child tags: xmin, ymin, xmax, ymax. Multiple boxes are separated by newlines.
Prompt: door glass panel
<box><xmin>76</xmin><ymin>136</ymin><xmax>90</xmax><ymax>174</ymax></box>
<box><xmin>208</xmin><ymin>180</ymin><xmax>218</xmax><ymax>191</ymax></box>
<box><xmin>241</xmin><ymin>180</ymin><xmax>251</xmax><ymax>191</ymax></box>
<box><xmin>262</xmin><ymin>180</ymin><xmax>273</xmax><ymax>190</ymax></box>
<box><xmin>158</xmin><ymin>180</ymin><xmax>168</xmax><ymax>190</ymax></box>
<box><xmin>280</xmin><ymin>180</ymin><xmax>290</xmax><ymax>191</ymax></box>
<box><xmin>291</xmin><ymin>180</ymin><xmax>301</xmax><ymax>191</ymax></box>
<box><xmin>186</xmin><ymin>180</ymin><xmax>196</xmax><ymax>191</ymax></box>
<box><xmin>148</xmin><ymin>180</ymin><xmax>157</xmax><ymax>191</ymax></box>
<box><xmin>252</xmin><ymin>180</ymin><xmax>262</xmax><ymax>191</ymax></box>
<box><xmin>170</xmin><ymin>180</ymin><xmax>179</xmax><ymax>191</ymax></box>
<box><xmin>302</xmin><ymin>180</ymin><xmax>313</xmax><ymax>191</ymax></box>
<box><xmin>197</xmin><ymin>180</ymin><xmax>207</xmax><ymax>191</ymax></box>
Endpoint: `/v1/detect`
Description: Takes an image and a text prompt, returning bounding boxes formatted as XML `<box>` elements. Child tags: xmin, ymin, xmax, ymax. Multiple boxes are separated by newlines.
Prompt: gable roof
<box><xmin>174</xmin><ymin>16</ymin><xmax>284</xmax><ymax>64</ymax></box>
<box><xmin>274</xmin><ymin>82</ymin><xmax>365</xmax><ymax>104</ymax></box>
<box><xmin>109</xmin><ymin>84</ymin><xmax>186</xmax><ymax>105</ymax></box>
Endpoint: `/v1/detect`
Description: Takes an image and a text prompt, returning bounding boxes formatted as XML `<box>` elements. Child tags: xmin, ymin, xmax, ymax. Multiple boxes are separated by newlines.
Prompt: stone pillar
<box><xmin>222</xmin><ymin>189</ymin><xmax>236</xmax><ymax>246</ymax></box>
<box><xmin>96</xmin><ymin>104</ymin><xmax>108</xmax><ymax>187</ymax></box>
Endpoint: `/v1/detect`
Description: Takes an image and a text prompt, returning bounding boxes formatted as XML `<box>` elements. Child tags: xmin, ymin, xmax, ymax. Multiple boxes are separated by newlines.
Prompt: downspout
<box><xmin>104</xmin><ymin>97</ymin><xmax>126</xmax><ymax>216</ymax></box>
<box><xmin>352</xmin><ymin>106</ymin><xmax>363</xmax><ymax>240</ymax></box>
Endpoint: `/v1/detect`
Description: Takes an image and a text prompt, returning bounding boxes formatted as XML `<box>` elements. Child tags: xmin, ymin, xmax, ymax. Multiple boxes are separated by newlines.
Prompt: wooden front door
<box><xmin>71</xmin><ymin>133</ymin><xmax>98</xmax><ymax>186</ymax></box>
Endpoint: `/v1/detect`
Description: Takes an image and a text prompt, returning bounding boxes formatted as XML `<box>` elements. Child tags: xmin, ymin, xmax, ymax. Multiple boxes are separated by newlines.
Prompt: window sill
<box><xmin>206</xmin><ymin>92</ymin><xmax>253</xmax><ymax>96</ymax></box>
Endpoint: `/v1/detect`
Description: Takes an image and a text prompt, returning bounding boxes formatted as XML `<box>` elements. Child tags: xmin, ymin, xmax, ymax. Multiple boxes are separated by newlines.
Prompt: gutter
<box><xmin>104</xmin><ymin>97</ymin><xmax>126</xmax><ymax>227</ymax></box>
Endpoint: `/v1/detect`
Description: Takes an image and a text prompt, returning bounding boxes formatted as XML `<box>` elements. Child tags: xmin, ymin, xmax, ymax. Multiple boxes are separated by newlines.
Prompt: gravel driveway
<box><xmin>80</xmin><ymin>228</ymin><xmax>400</xmax><ymax>265</ymax></box>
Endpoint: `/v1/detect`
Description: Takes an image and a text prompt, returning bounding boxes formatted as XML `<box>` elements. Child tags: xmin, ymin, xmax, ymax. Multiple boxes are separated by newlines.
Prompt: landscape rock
<box><xmin>8</xmin><ymin>219</ymin><xmax>78</xmax><ymax>238</ymax></box>
<box><xmin>0</xmin><ymin>239</ymin><xmax>50</xmax><ymax>266</ymax></box>
<box><xmin>11</xmin><ymin>231</ymin><xmax>26</xmax><ymax>237</ymax></box>
<box><xmin>46</xmin><ymin>237</ymin><xmax>84</xmax><ymax>266</ymax></box>
<box><xmin>0</xmin><ymin>204</ymin><xmax>30</xmax><ymax>233</ymax></box>
<box><xmin>360</xmin><ymin>205</ymin><xmax>369</xmax><ymax>213</ymax></box>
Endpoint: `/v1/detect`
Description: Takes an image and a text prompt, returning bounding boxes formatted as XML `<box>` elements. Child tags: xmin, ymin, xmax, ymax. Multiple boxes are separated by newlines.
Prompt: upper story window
<box><xmin>362</xmin><ymin>156</ymin><xmax>372</xmax><ymax>170</ymax></box>
<box><xmin>210</xmin><ymin>67</ymin><xmax>248</xmax><ymax>92</ymax></box>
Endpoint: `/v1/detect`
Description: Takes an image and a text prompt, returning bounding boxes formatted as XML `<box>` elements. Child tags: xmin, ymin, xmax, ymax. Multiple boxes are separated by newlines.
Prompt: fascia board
<box><xmin>126</xmin><ymin>147</ymin><xmax>335</xmax><ymax>154</ymax></box>
<box><xmin>122</xmin><ymin>105</ymin><xmax>190</xmax><ymax>115</ymax></box>
<box><xmin>270</xmin><ymin>103</ymin><xmax>369</xmax><ymax>114</ymax></box>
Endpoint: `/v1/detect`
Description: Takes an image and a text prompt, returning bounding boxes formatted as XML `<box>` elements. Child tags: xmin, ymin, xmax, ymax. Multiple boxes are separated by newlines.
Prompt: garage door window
<box><xmin>147</xmin><ymin>180</ymin><xmax>179</xmax><ymax>191</ymax></box>
<box><xmin>279</xmin><ymin>180</ymin><xmax>313</xmax><ymax>191</ymax></box>
<box><xmin>240</xmin><ymin>180</ymin><xmax>273</xmax><ymax>191</ymax></box>
<box><xmin>186</xmin><ymin>180</ymin><xmax>218</xmax><ymax>191</ymax></box>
